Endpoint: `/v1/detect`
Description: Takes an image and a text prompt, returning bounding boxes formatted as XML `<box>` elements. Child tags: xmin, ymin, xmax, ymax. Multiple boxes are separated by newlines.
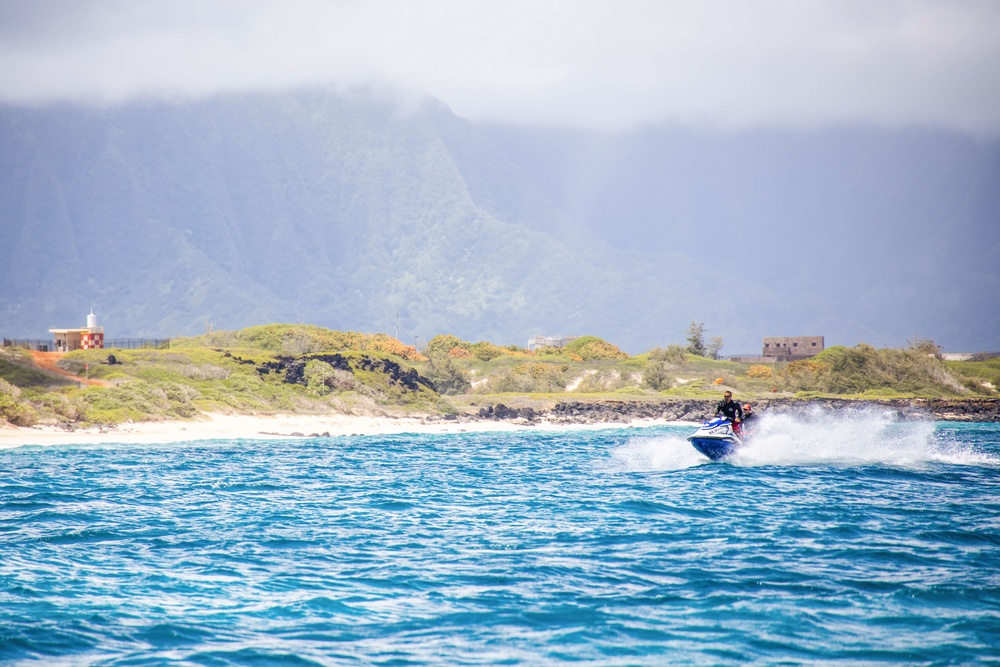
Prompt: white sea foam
<box><xmin>604</xmin><ymin>434</ymin><xmax>705</xmax><ymax>472</ymax></box>
<box><xmin>734</xmin><ymin>407</ymin><xmax>936</xmax><ymax>467</ymax></box>
<box><xmin>610</xmin><ymin>406</ymin><xmax>998</xmax><ymax>471</ymax></box>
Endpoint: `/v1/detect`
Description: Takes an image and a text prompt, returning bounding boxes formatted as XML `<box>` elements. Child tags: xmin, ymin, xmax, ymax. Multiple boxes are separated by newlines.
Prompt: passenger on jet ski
<box><xmin>714</xmin><ymin>391</ymin><xmax>744</xmax><ymax>435</ymax></box>
<box><xmin>741</xmin><ymin>403</ymin><xmax>759</xmax><ymax>438</ymax></box>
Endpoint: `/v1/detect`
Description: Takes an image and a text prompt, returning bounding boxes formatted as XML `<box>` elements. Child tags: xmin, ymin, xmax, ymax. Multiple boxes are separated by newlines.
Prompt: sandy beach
<box><xmin>0</xmin><ymin>412</ymin><xmax>680</xmax><ymax>449</ymax></box>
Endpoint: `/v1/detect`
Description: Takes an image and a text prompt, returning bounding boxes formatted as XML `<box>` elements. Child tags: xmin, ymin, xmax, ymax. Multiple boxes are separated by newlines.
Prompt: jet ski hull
<box><xmin>687</xmin><ymin>418</ymin><xmax>744</xmax><ymax>460</ymax></box>
<box><xmin>689</xmin><ymin>436</ymin><xmax>742</xmax><ymax>461</ymax></box>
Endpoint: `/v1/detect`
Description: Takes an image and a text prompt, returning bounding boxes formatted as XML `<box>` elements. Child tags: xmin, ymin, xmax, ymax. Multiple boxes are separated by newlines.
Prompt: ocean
<box><xmin>2</xmin><ymin>409</ymin><xmax>999</xmax><ymax>666</ymax></box>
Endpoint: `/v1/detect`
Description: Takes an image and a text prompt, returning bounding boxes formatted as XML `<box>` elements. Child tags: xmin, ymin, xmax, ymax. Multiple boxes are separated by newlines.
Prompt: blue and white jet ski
<box><xmin>687</xmin><ymin>417</ymin><xmax>744</xmax><ymax>460</ymax></box>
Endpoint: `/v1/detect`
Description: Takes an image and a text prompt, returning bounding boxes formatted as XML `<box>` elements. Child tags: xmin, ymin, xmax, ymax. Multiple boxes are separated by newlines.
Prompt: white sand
<box><xmin>0</xmin><ymin>412</ymin><xmax>682</xmax><ymax>448</ymax></box>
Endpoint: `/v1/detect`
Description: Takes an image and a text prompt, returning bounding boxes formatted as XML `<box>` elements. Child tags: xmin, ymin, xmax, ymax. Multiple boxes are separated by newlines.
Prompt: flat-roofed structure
<box><xmin>50</xmin><ymin>310</ymin><xmax>104</xmax><ymax>352</ymax></box>
<box><xmin>763</xmin><ymin>335</ymin><xmax>824</xmax><ymax>361</ymax></box>
<box><xmin>528</xmin><ymin>335</ymin><xmax>577</xmax><ymax>351</ymax></box>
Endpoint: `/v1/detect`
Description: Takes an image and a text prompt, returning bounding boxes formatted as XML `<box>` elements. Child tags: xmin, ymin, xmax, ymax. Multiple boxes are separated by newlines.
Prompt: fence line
<box><xmin>104</xmin><ymin>339</ymin><xmax>171</xmax><ymax>350</ymax></box>
<box><xmin>2</xmin><ymin>338</ymin><xmax>170</xmax><ymax>351</ymax></box>
<box><xmin>2</xmin><ymin>339</ymin><xmax>52</xmax><ymax>351</ymax></box>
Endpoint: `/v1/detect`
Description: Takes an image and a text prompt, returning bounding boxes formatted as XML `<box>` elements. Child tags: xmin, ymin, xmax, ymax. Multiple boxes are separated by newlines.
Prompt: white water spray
<box><xmin>608</xmin><ymin>406</ymin><xmax>997</xmax><ymax>471</ymax></box>
<box><xmin>736</xmin><ymin>406</ymin><xmax>936</xmax><ymax>467</ymax></box>
<box><xmin>604</xmin><ymin>433</ymin><xmax>705</xmax><ymax>472</ymax></box>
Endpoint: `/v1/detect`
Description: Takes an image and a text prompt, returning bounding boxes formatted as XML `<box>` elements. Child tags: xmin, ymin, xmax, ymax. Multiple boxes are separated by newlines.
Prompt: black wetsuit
<box><xmin>715</xmin><ymin>399</ymin><xmax>744</xmax><ymax>423</ymax></box>
<box><xmin>742</xmin><ymin>410</ymin><xmax>759</xmax><ymax>435</ymax></box>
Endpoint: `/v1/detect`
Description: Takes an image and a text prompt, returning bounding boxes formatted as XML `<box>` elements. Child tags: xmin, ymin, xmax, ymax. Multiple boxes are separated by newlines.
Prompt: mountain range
<box><xmin>1</xmin><ymin>87</ymin><xmax>997</xmax><ymax>353</ymax></box>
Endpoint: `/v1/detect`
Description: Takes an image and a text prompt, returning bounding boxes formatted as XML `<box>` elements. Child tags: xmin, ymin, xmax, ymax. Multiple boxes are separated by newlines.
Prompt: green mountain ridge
<box><xmin>0</xmin><ymin>90</ymin><xmax>723</xmax><ymax>349</ymax></box>
<box><xmin>1</xmin><ymin>87</ymin><xmax>997</xmax><ymax>353</ymax></box>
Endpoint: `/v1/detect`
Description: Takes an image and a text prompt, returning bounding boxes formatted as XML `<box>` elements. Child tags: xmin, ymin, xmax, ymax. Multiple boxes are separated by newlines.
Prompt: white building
<box><xmin>528</xmin><ymin>335</ymin><xmax>577</xmax><ymax>351</ymax></box>
<box><xmin>50</xmin><ymin>310</ymin><xmax>105</xmax><ymax>352</ymax></box>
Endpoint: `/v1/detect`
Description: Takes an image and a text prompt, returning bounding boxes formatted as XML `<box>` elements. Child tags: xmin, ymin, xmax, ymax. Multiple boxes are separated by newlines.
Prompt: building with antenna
<box><xmin>49</xmin><ymin>309</ymin><xmax>105</xmax><ymax>352</ymax></box>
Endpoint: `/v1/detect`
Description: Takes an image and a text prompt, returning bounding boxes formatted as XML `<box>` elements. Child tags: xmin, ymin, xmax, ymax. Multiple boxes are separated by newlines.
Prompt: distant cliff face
<box><xmin>482</xmin><ymin>123</ymin><xmax>1000</xmax><ymax>352</ymax></box>
<box><xmin>0</xmin><ymin>90</ymin><xmax>714</xmax><ymax>349</ymax></box>
<box><xmin>0</xmin><ymin>88</ymin><xmax>997</xmax><ymax>352</ymax></box>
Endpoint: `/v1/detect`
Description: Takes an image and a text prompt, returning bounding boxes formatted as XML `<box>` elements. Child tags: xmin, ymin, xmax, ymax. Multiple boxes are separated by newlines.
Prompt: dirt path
<box><xmin>29</xmin><ymin>351</ymin><xmax>110</xmax><ymax>387</ymax></box>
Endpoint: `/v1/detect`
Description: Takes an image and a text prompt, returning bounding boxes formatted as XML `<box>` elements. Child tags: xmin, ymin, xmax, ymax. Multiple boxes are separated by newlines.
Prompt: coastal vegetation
<box><xmin>0</xmin><ymin>324</ymin><xmax>995</xmax><ymax>428</ymax></box>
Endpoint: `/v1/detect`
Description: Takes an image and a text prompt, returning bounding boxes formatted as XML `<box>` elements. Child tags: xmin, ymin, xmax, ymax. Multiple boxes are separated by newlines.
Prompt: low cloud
<box><xmin>1</xmin><ymin>0</ymin><xmax>998</xmax><ymax>133</ymax></box>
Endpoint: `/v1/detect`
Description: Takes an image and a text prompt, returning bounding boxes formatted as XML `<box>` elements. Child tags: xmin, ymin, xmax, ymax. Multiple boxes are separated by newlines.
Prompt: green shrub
<box><xmin>946</xmin><ymin>357</ymin><xmax>1000</xmax><ymax>395</ymax></box>
<box><xmin>469</xmin><ymin>341</ymin><xmax>505</xmax><ymax>362</ymax></box>
<box><xmin>483</xmin><ymin>362</ymin><xmax>568</xmax><ymax>393</ymax></box>
<box><xmin>746</xmin><ymin>365</ymin><xmax>773</xmax><ymax>379</ymax></box>
<box><xmin>642</xmin><ymin>345</ymin><xmax>691</xmax><ymax>390</ymax></box>
<box><xmin>574</xmin><ymin>369</ymin><xmax>633</xmax><ymax>392</ymax></box>
<box><xmin>425</xmin><ymin>334</ymin><xmax>470</xmax><ymax>359</ymax></box>
<box><xmin>80</xmin><ymin>383</ymin><xmax>163</xmax><ymax>424</ymax></box>
<box><xmin>32</xmin><ymin>392</ymin><xmax>85</xmax><ymax>421</ymax></box>
<box><xmin>563</xmin><ymin>336</ymin><xmax>629</xmax><ymax>361</ymax></box>
<box><xmin>305</xmin><ymin>359</ymin><xmax>335</xmax><ymax>396</ymax></box>
<box><xmin>779</xmin><ymin>344</ymin><xmax>965</xmax><ymax>396</ymax></box>
<box><xmin>648</xmin><ymin>345</ymin><xmax>688</xmax><ymax>364</ymax></box>
<box><xmin>423</xmin><ymin>353</ymin><xmax>469</xmax><ymax>395</ymax></box>
<box><xmin>642</xmin><ymin>361</ymin><xmax>670</xmax><ymax>391</ymax></box>
<box><xmin>661</xmin><ymin>382</ymin><xmax>712</xmax><ymax>397</ymax></box>
<box><xmin>0</xmin><ymin>378</ymin><xmax>38</xmax><ymax>426</ymax></box>
<box><xmin>177</xmin><ymin>325</ymin><xmax>423</xmax><ymax>360</ymax></box>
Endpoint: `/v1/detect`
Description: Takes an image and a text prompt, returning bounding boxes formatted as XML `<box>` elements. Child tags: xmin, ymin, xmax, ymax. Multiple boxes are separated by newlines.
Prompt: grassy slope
<box><xmin>1</xmin><ymin>326</ymin><xmax>991</xmax><ymax>427</ymax></box>
<box><xmin>946</xmin><ymin>357</ymin><xmax>1000</xmax><ymax>395</ymax></box>
<box><xmin>0</xmin><ymin>331</ymin><xmax>439</xmax><ymax>426</ymax></box>
<box><xmin>0</xmin><ymin>349</ymin><xmax>76</xmax><ymax>388</ymax></box>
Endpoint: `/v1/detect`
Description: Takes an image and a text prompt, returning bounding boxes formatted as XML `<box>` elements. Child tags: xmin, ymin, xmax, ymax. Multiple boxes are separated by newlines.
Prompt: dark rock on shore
<box><xmin>751</xmin><ymin>397</ymin><xmax>1000</xmax><ymax>422</ymax></box>
<box><xmin>478</xmin><ymin>403</ymin><xmax>537</xmax><ymax>421</ymax></box>
<box><xmin>474</xmin><ymin>398</ymin><xmax>1000</xmax><ymax>424</ymax></box>
<box><xmin>550</xmin><ymin>400</ymin><xmax>707</xmax><ymax>423</ymax></box>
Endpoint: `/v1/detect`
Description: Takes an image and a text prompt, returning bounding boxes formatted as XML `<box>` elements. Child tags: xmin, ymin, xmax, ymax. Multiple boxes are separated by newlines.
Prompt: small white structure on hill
<box><xmin>528</xmin><ymin>335</ymin><xmax>577</xmax><ymax>351</ymax></box>
<box><xmin>50</xmin><ymin>309</ymin><xmax>105</xmax><ymax>352</ymax></box>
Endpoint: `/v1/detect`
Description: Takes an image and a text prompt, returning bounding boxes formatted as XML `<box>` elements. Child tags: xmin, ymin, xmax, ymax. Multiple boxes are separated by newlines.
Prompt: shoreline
<box><xmin>0</xmin><ymin>412</ymin><xmax>684</xmax><ymax>449</ymax></box>
<box><xmin>3</xmin><ymin>395</ymin><xmax>998</xmax><ymax>449</ymax></box>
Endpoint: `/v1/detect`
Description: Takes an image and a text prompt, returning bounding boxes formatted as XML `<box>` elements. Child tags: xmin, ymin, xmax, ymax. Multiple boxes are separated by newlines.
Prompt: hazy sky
<box><xmin>1</xmin><ymin>0</ymin><xmax>998</xmax><ymax>133</ymax></box>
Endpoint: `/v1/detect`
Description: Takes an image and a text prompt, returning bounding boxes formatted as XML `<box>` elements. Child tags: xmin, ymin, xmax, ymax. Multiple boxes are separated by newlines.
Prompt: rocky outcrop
<box><xmin>471</xmin><ymin>398</ymin><xmax>1000</xmax><ymax>424</ymax></box>
<box><xmin>355</xmin><ymin>356</ymin><xmax>433</xmax><ymax>392</ymax></box>
<box><xmin>752</xmin><ymin>397</ymin><xmax>1000</xmax><ymax>422</ymax></box>
<box><xmin>252</xmin><ymin>353</ymin><xmax>433</xmax><ymax>393</ymax></box>
<box><xmin>478</xmin><ymin>404</ymin><xmax>537</xmax><ymax>421</ymax></box>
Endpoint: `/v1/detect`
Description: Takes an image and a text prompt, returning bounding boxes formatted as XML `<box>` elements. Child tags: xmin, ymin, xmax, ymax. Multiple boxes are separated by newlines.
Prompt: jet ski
<box><xmin>687</xmin><ymin>417</ymin><xmax>744</xmax><ymax>460</ymax></box>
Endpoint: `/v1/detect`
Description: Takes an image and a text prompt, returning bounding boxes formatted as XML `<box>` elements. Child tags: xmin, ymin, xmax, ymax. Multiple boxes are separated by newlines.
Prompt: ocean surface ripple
<box><xmin>2</xmin><ymin>413</ymin><xmax>999</xmax><ymax>665</ymax></box>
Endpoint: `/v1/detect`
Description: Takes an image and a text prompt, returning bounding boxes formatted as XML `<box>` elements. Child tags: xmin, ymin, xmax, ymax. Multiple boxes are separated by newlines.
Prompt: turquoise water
<box><xmin>2</xmin><ymin>410</ymin><xmax>999</xmax><ymax>665</ymax></box>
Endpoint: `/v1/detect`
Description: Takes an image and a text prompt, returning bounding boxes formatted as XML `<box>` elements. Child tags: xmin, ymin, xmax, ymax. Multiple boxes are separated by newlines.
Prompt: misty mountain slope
<box><xmin>0</xmin><ymin>89</ymin><xmax>735</xmax><ymax>350</ymax></box>
<box><xmin>483</xmin><ymin>124</ymin><xmax>1000</xmax><ymax>350</ymax></box>
<box><xmin>2</xmin><ymin>88</ymin><xmax>995</xmax><ymax>352</ymax></box>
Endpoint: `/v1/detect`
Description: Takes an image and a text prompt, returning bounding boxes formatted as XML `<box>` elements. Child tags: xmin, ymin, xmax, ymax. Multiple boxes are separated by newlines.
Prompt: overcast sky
<box><xmin>1</xmin><ymin>0</ymin><xmax>998</xmax><ymax>134</ymax></box>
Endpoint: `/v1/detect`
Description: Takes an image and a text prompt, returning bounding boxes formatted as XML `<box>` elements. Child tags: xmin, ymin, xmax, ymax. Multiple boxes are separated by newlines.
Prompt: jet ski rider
<box><xmin>741</xmin><ymin>403</ymin><xmax>759</xmax><ymax>437</ymax></box>
<box><xmin>714</xmin><ymin>390</ymin><xmax>744</xmax><ymax>435</ymax></box>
